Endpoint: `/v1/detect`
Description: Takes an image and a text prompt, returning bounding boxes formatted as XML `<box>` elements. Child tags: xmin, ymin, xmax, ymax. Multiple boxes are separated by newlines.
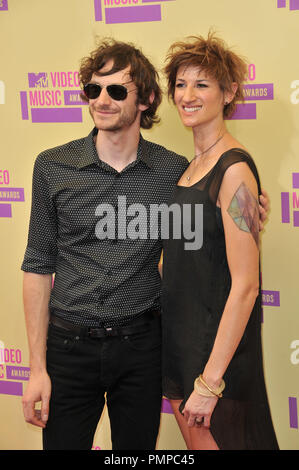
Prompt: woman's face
<box><xmin>174</xmin><ymin>65</ymin><xmax>227</xmax><ymax>131</ymax></box>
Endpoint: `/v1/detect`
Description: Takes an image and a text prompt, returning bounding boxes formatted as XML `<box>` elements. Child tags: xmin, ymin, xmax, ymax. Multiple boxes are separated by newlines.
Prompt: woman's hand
<box><xmin>182</xmin><ymin>391</ymin><xmax>218</xmax><ymax>428</ymax></box>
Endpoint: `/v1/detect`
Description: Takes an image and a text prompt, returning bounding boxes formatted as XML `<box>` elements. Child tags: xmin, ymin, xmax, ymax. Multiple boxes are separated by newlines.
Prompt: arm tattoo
<box><xmin>227</xmin><ymin>182</ymin><xmax>259</xmax><ymax>247</ymax></box>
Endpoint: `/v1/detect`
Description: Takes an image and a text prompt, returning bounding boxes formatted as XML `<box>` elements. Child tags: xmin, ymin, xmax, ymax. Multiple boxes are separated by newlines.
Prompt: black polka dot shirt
<box><xmin>21</xmin><ymin>128</ymin><xmax>188</xmax><ymax>327</ymax></box>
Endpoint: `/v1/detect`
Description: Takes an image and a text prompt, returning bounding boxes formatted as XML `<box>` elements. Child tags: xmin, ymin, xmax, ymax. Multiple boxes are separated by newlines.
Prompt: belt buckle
<box><xmin>104</xmin><ymin>326</ymin><xmax>115</xmax><ymax>336</ymax></box>
<box><xmin>88</xmin><ymin>326</ymin><xmax>117</xmax><ymax>338</ymax></box>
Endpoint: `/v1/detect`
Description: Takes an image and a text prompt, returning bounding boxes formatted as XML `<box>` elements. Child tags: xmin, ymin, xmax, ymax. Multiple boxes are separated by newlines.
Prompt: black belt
<box><xmin>49</xmin><ymin>310</ymin><xmax>160</xmax><ymax>339</ymax></box>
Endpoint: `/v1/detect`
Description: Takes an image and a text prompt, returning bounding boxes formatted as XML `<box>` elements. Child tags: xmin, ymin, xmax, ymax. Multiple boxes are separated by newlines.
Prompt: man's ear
<box><xmin>138</xmin><ymin>91</ymin><xmax>155</xmax><ymax>112</ymax></box>
<box><xmin>148</xmin><ymin>90</ymin><xmax>155</xmax><ymax>105</ymax></box>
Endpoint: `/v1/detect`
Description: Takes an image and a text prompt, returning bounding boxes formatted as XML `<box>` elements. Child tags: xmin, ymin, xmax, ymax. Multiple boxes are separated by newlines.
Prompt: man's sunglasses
<box><xmin>83</xmin><ymin>81</ymin><xmax>136</xmax><ymax>101</ymax></box>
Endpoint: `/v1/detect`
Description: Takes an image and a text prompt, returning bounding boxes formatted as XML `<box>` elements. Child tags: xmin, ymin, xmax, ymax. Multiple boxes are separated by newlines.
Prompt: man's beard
<box><xmin>91</xmin><ymin>100</ymin><xmax>140</xmax><ymax>132</ymax></box>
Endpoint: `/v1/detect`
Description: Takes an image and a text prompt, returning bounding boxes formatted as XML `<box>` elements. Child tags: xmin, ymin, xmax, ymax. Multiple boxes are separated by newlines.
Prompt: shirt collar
<box><xmin>77</xmin><ymin>128</ymin><xmax>153</xmax><ymax>170</ymax></box>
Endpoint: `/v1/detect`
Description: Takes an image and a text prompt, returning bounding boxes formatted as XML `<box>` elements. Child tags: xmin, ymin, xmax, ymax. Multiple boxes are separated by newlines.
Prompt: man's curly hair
<box><xmin>79</xmin><ymin>38</ymin><xmax>162</xmax><ymax>129</ymax></box>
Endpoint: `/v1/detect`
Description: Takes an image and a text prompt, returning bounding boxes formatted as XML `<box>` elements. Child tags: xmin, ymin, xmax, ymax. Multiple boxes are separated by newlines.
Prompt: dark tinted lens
<box><xmin>107</xmin><ymin>85</ymin><xmax>128</xmax><ymax>101</ymax></box>
<box><xmin>83</xmin><ymin>83</ymin><xmax>128</xmax><ymax>101</ymax></box>
<box><xmin>84</xmin><ymin>84</ymin><xmax>102</xmax><ymax>99</ymax></box>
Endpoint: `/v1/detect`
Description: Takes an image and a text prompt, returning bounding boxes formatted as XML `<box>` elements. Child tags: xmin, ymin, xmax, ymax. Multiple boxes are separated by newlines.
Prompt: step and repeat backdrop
<box><xmin>0</xmin><ymin>0</ymin><xmax>298</xmax><ymax>450</ymax></box>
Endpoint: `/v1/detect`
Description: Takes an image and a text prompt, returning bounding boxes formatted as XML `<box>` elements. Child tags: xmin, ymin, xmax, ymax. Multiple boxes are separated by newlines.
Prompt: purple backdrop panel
<box><xmin>64</xmin><ymin>90</ymin><xmax>88</xmax><ymax>106</ymax></box>
<box><xmin>281</xmin><ymin>192</ymin><xmax>290</xmax><ymax>223</ymax></box>
<box><xmin>161</xmin><ymin>398</ymin><xmax>173</xmax><ymax>414</ymax></box>
<box><xmin>94</xmin><ymin>0</ymin><xmax>102</xmax><ymax>21</ymax></box>
<box><xmin>243</xmin><ymin>84</ymin><xmax>274</xmax><ymax>101</ymax></box>
<box><xmin>0</xmin><ymin>204</ymin><xmax>12</xmax><ymax>218</ymax></box>
<box><xmin>0</xmin><ymin>380</ymin><xmax>23</xmax><ymax>396</ymax></box>
<box><xmin>292</xmin><ymin>173</ymin><xmax>299</xmax><ymax>189</ymax></box>
<box><xmin>289</xmin><ymin>397</ymin><xmax>298</xmax><ymax>428</ymax></box>
<box><xmin>31</xmin><ymin>108</ymin><xmax>82</xmax><ymax>123</ymax></box>
<box><xmin>0</xmin><ymin>0</ymin><xmax>8</xmax><ymax>11</ymax></box>
<box><xmin>6</xmin><ymin>366</ymin><xmax>30</xmax><ymax>381</ymax></box>
<box><xmin>293</xmin><ymin>211</ymin><xmax>299</xmax><ymax>227</ymax></box>
<box><xmin>290</xmin><ymin>0</ymin><xmax>299</xmax><ymax>10</ymax></box>
<box><xmin>20</xmin><ymin>92</ymin><xmax>29</xmax><ymax>120</ymax></box>
<box><xmin>105</xmin><ymin>5</ymin><xmax>161</xmax><ymax>23</ymax></box>
<box><xmin>226</xmin><ymin>103</ymin><xmax>256</xmax><ymax>120</ymax></box>
<box><xmin>261</xmin><ymin>290</ymin><xmax>280</xmax><ymax>307</ymax></box>
<box><xmin>0</xmin><ymin>188</ymin><xmax>25</xmax><ymax>202</ymax></box>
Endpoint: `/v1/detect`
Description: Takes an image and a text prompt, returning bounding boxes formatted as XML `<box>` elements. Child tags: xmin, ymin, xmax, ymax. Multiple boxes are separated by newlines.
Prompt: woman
<box><xmin>161</xmin><ymin>32</ymin><xmax>279</xmax><ymax>450</ymax></box>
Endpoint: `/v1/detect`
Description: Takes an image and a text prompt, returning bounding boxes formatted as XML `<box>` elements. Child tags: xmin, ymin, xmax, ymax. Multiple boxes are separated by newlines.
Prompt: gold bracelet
<box><xmin>198</xmin><ymin>374</ymin><xmax>225</xmax><ymax>398</ymax></box>
<box><xmin>194</xmin><ymin>378</ymin><xmax>216</xmax><ymax>397</ymax></box>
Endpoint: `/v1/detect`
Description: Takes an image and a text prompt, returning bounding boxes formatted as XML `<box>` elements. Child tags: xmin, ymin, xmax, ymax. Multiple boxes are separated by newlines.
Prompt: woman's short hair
<box><xmin>79</xmin><ymin>38</ymin><xmax>162</xmax><ymax>129</ymax></box>
<box><xmin>164</xmin><ymin>31</ymin><xmax>248</xmax><ymax>118</ymax></box>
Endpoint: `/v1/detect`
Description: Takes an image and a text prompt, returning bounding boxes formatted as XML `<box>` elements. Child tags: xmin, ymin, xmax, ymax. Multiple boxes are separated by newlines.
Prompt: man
<box><xmin>21</xmin><ymin>39</ymin><xmax>268</xmax><ymax>450</ymax></box>
<box><xmin>21</xmin><ymin>39</ymin><xmax>189</xmax><ymax>450</ymax></box>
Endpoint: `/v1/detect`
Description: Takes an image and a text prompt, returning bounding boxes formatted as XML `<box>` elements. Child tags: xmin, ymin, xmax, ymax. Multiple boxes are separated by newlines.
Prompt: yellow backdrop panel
<box><xmin>0</xmin><ymin>0</ymin><xmax>298</xmax><ymax>450</ymax></box>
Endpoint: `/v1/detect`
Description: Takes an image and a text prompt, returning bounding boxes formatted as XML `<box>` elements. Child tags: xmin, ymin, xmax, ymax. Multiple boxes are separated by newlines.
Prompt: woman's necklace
<box><xmin>186</xmin><ymin>132</ymin><xmax>226</xmax><ymax>182</ymax></box>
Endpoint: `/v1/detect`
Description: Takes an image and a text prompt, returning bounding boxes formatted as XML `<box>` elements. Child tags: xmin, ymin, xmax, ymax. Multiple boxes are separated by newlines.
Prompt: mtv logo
<box><xmin>28</xmin><ymin>73</ymin><xmax>48</xmax><ymax>88</ymax></box>
<box><xmin>281</xmin><ymin>173</ymin><xmax>299</xmax><ymax>227</ymax></box>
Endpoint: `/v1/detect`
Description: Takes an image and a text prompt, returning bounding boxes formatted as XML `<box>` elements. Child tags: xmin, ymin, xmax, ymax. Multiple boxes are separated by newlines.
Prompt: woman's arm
<box><xmin>203</xmin><ymin>161</ymin><xmax>260</xmax><ymax>386</ymax></box>
<box><xmin>183</xmin><ymin>161</ymin><xmax>260</xmax><ymax>427</ymax></box>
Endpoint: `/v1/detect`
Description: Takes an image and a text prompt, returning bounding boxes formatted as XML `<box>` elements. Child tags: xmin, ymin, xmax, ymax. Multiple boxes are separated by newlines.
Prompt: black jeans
<box><xmin>43</xmin><ymin>313</ymin><xmax>162</xmax><ymax>450</ymax></box>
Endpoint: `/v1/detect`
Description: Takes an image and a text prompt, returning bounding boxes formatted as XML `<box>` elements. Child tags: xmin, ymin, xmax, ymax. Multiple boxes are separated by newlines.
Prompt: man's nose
<box><xmin>94</xmin><ymin>87</ymin><xmax>111</xmax><ymax>105</ymax></box>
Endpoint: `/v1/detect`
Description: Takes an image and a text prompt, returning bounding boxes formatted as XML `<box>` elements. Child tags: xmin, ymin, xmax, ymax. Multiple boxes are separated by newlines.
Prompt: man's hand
<box><xmin>259</xmin><ymin>188</ymin><xmax>270</xmax><ymax>231</ymax></box>
<box><xmin>22</xmin><ymin>371</ymin><xmax>51</xmax><ymax>428</ymax></box>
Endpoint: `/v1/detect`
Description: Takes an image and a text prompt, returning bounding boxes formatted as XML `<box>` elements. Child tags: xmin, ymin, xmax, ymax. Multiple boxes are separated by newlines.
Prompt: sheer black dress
<box><xmin>161</xmin><ymin>149</ymin><xmax>279</xmax><ymax>450</ymax></box>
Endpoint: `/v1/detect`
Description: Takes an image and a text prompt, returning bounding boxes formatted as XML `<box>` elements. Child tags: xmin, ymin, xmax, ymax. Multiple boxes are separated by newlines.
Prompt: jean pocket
<box><xmin>47</xmin><ymin>323</ymin><xmax>77</xmax><ymax>353</ymax></box>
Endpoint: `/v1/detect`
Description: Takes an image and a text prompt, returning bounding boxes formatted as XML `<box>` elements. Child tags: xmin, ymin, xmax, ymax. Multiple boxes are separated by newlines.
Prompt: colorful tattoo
<box><xmin>227</xmin><ymin>182</ymin><xmax>259</xmax><ymax>246</ymax></box>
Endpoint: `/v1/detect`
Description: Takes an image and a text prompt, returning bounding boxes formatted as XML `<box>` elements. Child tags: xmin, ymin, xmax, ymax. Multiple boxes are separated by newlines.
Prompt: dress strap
<box><xmin>206</xmin><ymin>148</ymin><xmax>262</xmax><ymax>205</ymax></box>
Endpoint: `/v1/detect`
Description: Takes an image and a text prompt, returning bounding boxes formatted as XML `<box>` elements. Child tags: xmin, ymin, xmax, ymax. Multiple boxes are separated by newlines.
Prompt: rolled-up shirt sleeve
<box><xmin>21</xmin><ymin>154</ymin><xmax>57</xmax><ymax>274</ymax></box>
